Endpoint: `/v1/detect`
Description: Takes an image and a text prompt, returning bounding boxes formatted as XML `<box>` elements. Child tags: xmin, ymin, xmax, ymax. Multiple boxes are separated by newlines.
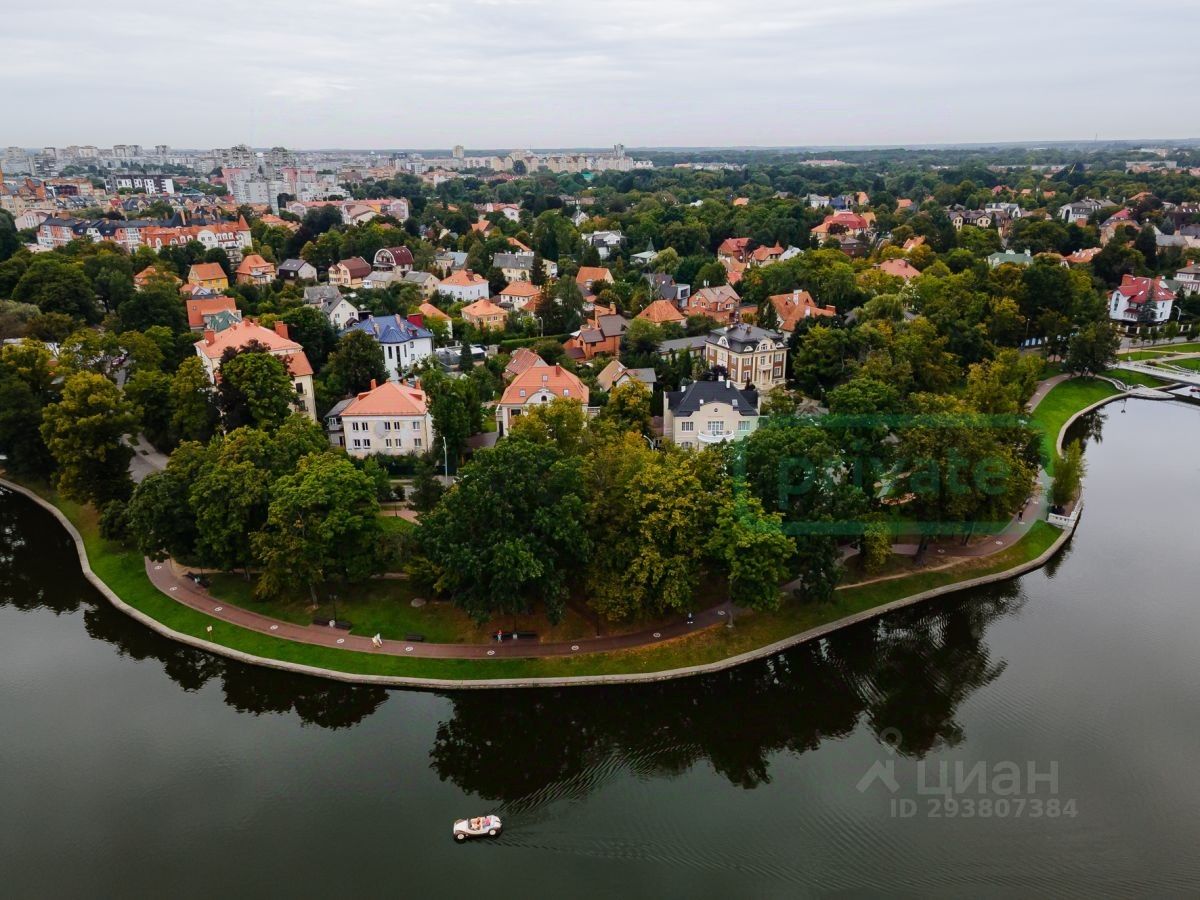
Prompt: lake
<box><xmin>3</xmin><ymin>396</ymin><xmax>1200</xmax><ymax>897</ymax></box>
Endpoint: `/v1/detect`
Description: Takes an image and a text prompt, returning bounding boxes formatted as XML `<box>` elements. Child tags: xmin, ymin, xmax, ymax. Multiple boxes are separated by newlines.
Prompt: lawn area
<box><xmin>1164</xmin><ymin>357</ymin><xmax>1200</xmax><ymax>372</ymax></box>
<box><xmin>207</xmin><ymin>572</ymin><xmax>600</xmax><ymax>643</ymax></box>
<box><xmin>1029</xmin><ymin>377</ymin><xmax>1119</xmax><ymax>472</ymax></box>
<box><xmin>1111</xmin><ymin>368</ymin><xmax>1171</xmax><ymax>388</ymax></box>
<box><xmin>6</xmin><ymin>476</ymin><xmax>1069</xmax><ymax>682</ymax></box>
<box><xmin>1118</xmin><ymin>350</ymin><xmax>1170</xmax><ymax>361</ymax></box>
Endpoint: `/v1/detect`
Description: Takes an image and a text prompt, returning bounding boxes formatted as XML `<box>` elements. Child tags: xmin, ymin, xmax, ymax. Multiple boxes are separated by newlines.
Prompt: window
<box><xmin>738</xmin><ymin>421</ymin><xmax>752</xmax><ymax>432</ymax></box>
<box><xmin>680</xmin><ymin>421</ymin><xmax>694</xmax><ymax>432</ymax></box>
<box><xmin>384</xmin><ymin>439</ymin><xmax>392</xmax><ymax>448</ymax></box>
<box><xmin>414</xmin><ymin>438</ymin><xmax>422</xmax><ymax>448</ymax></box>
<box><xmin>519</xmin><ymin>389</ymin><xmax>526</xmax><ymax>397</ymax></box>
<box><xmin>412</xmin><ymin>421</ymin><xmax>421</xmax><ymax>430</ymax></box>
<box><xmin>352</xmin><ymin>439</ymin><xmax>361</xmax><ymax>449</ymax></box>
<box><xmin>295</xmin><ymin>382</ymin><xmax>304</xmax><ymax>395</ymax></box>
<box><xmin>383</xmin><ymin>421</ymin><xmax>391</xmax><ymax>430</ymax></box>
<box><xmin>709</xmin><ymin>421</ymin><xmax>725</xmax><ymax>434</ymax></box>
<box><xmin>363</xmin><ymin>439</ymin><xmax>372</xmax><ymax>448</ymax></box>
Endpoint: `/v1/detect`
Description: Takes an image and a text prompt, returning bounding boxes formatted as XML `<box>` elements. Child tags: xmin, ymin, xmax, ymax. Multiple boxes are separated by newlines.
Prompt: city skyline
<box><xmin>2</xmin><ymin>0</ymin><xmax>1196</xmax><ymax>148</ymax></box>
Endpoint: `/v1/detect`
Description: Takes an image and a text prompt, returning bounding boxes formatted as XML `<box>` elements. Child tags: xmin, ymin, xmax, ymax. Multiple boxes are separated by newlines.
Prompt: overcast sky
<box><xmin>2</xmin><ymin>0</ymin><xmax>1195</xmax><ymax>150</ymax></box>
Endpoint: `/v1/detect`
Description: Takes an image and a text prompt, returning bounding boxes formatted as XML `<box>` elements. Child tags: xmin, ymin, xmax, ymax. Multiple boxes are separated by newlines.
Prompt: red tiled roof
<box><xmin>185</xmin><ymin>295</ymin><xmax>238</xmax><ymax>330</ymax></box>
<box><xmin>343</xmin><ymin>380</ymin><xmax>428</xmax><ymax>417</ymax></box>
<box><xmin>637</xmin><ymin>299</ymin><xmax>686</xmax><ymax>324</ymax></box>
<box><xmin>500</xmin><ymin>364</ymin><xmax>588</xmax><ymax>406</ymax></box>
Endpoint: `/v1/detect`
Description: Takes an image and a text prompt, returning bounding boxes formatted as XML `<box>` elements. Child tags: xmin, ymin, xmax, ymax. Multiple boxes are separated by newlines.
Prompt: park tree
<box><xmin>1050</xmin><ymin>440</ymin><xmax>1086</xmax><ymax>509</ymax></box>
<box><xmin>125</xmin><ymin>442</ymin><xmax>208</xmax><ymax>561</ymax></box>
<box><xmin>1065</xmin><ymin>320</ymin><xmax>1120</xmax><ymax>376</ymax></box>
<box><xmin>0</xmin><ymin>340</ymin><xmax>59</xmax><ymax>478</ymax></box>
<box><xmin>322</xmin><ymin>329</ymin><xmax>387</xmax><ymax>398</ymax></box>
<box><xmin>253</xmin><ymin>453</ymin><xmax>385</xmax><ymax>602</ymax></box>
<box><xmin>595</xmin><ymin>380</ymin><xmax>652</xmax><ymax>436</ymax></box>
<box><xmin>281</xmin><ymin>305</ymin><xmax>337</xmax><ymax>371</ymax></box>
<box><xmin>40</xmin><ymin>371</ymin><xmax>139</xmax><ymax>506</ymax></box>
<box><xmin>539</xmin><ymin>275</ymin><xmax>585</xmax><ymax>334</ymax></box>
<box><xmin>169</xmin><ymin>356</ymin><xmax>220</xmax><ymax>444</ymax></box>
<box><xmin>409</xmin><ymin>455</ymin><xmax>445</xmax><ymax>512</ymax></box>
<box><xmin>509</xmin><ymin>396</ymin><xmax>587</xmax><ymax>455</ymax></box>
<box><xmin>709</xmin><ymin>492</ymin><xmax>795</xmax><ymax>612</ymax></box>
<box><xmin>416</xmin><ymin>438</ymin><xmax>590</xmax><ymax>623</ymax></box>
<box><xmin>123</xmin><ymin>368</ymin><xmax>173</xmax><ymax>450</ymax></box>
<box><xmin>0</xmin><ymin>210</ymin><xmax>19</xmax><ymax>263</ymax></box>
<box><xmin>426</xmin><ymin>374</ymin><xmax>483</xmax><ymax>471</ymax></box>
<box><xmin>11</xmin><ymin>255</ymin><xmax>99</xmax><ymax>323</ymax></box>
<box><xmin>116</xmin><ymin>279</ymin><xmax>187</xmax><ymax>333</ymax></box>
<box><xmin>217</xmin><ymin>346</ymin><xmax>297</xmax><ymax>429</ymax></box>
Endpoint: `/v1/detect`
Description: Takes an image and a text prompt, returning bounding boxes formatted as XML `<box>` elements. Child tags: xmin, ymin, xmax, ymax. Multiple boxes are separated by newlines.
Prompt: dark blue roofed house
<box><xmin>663</xmin><ymin>378</ymin><xmax>761</xmax><ymax>449</ymax></box>
<box><xmin>341</xmin><ymin>314</ymin><xmax>435</xmax><ymax>380</ymax></box>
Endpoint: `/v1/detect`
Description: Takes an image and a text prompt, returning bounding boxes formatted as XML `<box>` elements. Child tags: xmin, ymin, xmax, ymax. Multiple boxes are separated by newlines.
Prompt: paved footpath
<box><xmin>138</xmin><ymin>373</ymin><xmax>1072</xmax><ymax>661</ymax></box>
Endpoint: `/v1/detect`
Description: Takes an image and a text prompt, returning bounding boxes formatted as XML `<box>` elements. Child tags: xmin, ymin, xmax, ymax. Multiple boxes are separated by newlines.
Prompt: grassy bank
<box><xmin>6</xmin><ymin>478</ymin><xmax>1066</xmax><ymax>682</ymax></box>
<box><xmin>1029</xmin><ymin>378</ymin><xmax>1119</xmax><ymax>472</ymax></box>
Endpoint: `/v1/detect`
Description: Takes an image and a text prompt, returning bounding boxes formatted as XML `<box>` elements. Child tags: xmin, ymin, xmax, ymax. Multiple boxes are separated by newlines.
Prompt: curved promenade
<box><xmin>4</xmin><ymin>373</ymin><xmax>1137</xmax><ymax>689</ymax></box>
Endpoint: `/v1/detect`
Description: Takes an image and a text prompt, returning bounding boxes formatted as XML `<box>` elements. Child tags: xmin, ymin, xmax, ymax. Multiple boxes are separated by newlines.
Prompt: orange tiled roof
<box><xmin>418</xmin><ymin>302</ymin><xmax>450</xmax><ymax>320</ymax></box>
<box><xmin>185</xmin><ymin>295</ymin><xmax>238</xmax><ymax>330</ymax></box>
<box><xmin>441</xmin><ymin>269</ymin><xmax>487</xmax><ymax>287</ymax></box>
<box><xmin>343</xmin><ymin>380</ymin><xmax>428</xmax><ymax>417</ymax></box>
<box><xmin>461</xmin><ymin>298</ymin><xmax>507</xmax><ymax>319</ymax></box>
<box><xmin>188</xmin><ymin>262</ymin><xmax>227</xmax><ymax>282</ymax></box>
<box><xmin>195</xmin><ymin>319</ymin><xmax>312</xmax><ymax>376</ymax></box>
<box><xmin>875</xmin><ymin>258</ymin><xmax>921</xmax><ymax>280</ymax></box>
<box><xmin>769</xmin><ymin>290</ymin><xmax>837</xmax><ymax>331</ymax></box>
<box><xmin>637</xmin><ymin>299</ymin><xmax>685</xmax><ymax>324</ymax></box>
<box><xmin>501</xmin><ymin>280</ymin><xmax>541</xmax><ymax>298</ymax></box>
<box><xmin>576</xmin><ymin>266</ymin><xmax>612</xmax><ymax>285</ymax></box>
<box><xmin>500</xmin><ymin>363</ymin><xmax>588</xmax><ymax>406</ymax></box>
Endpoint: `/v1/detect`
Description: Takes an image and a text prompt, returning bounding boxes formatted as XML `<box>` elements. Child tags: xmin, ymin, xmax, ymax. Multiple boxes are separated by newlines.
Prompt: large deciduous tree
<box><xmin>252</xmin><ymin>453</ymin><xmax>384</xmax><ymax>602</ymax></box>
<box><xmin>40</xmin><ymin>371</ymin><xmax>138</xmax><ymax>506</ymax></box>
<box><xmin>417</xmin><ymin>438</ymin><xmax>590</xmax><ymax>623</ymax></box>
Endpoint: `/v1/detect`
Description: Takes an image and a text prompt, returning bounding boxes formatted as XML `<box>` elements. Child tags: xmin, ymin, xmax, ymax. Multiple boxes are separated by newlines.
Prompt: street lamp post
<box><xmin>535</xmin><ymin>316</ymin><xmax>544</xmax><ymax>337</ymax></box>
<box><xmin>442</xmin><ymin>435</ymin><xmax>449</xmax><ymax>478</ymax></box>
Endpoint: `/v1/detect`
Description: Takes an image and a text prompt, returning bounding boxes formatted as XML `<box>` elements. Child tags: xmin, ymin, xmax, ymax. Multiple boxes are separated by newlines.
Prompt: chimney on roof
<box><xmin>274</xmin><ymin>321</ymin><xmax>289</xmax><ymax>339</ymax></box>
<box><xmin>204</xmin><ymin>328</ymin><xmax>215</xmax><ymax>345</ymax></box>
<box><xmin>370</xmin><ymin>379</ymin><xmax>377</xmax><ymax>390</ymax></box>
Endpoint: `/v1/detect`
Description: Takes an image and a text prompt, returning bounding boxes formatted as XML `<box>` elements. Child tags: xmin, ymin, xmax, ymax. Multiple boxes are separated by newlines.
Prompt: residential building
<box><xmin>637</xmin><ymin>299</ymin><xmax>686</xmax><ymax>325</ymax></box>
<box><xmin>583</xmin><ymin>230</ymin><xmax>625</xmax><ymax>259</ymax></box>
<box><xmin>184</xmin><ymin>295</ymin><xmax>240</xmax><ymax>332</ymax></box>
<box><xmin>503</xmin><ymin>347</ymin><xmax>544</xmax><ymax>380</ymax></box>
<box><xmin>874</xmin><ymin>258</ymin><xmax>922</xmax><ymax>280</ymax></box>
<box><xmin>1061</xmin><ymin>248</ymin><xmax>1101</xmax><ymax>267</ymax></box>
<box><xmin>438</xmin><ymin>269</ymin><xmax>490</xmax><ymax>303</ymax></box>
<box><xmin>1174</xmin><ymin>262</ymin><xmax>1200</xmax><ymax>294</ymax></box>
<box><xmin>277</xmin><ymin>258</ymin><xmax>317</xmax><ymax>281</ymax></box>
<box><xmin>576</xmin><ymin>266</ymin><xmax>614</xmax><ymax>295</ymax></box>
<box><xmin>644</xmin><ymin>271</ymin><xmax>690</xmax><ymax>303</ymax></box>
<box><xmin>434</xmin><ymin>250</ymin><xmax>469</xmax><ymax>275</ymax></box>
<box><xmin>945</xmin><ymin>207</ymin><xmax>994</xmax><ymax>230</ymax></box>
<box><xmin>193</xmin><ymin>319</ymin><xmax>316</xmax><ymax>419</ymax></box>
<box><xmin>987</xmin><ymin>250</ymin><xmax>1034</xmax><ymax>268</ymax></box>
<box><xmin>418</xmin><ymin>302</ymin><xmax>452</xmax><ymax>327</ymax></box>
<box><xmin>133</xmin><ymin>266</ymin><xmax>179</xmax><ymax>290</ymax></box>
<box><xmin>187</xmin><ymin>262</ymin><xmax>229</xmax><ymax>291</ymax></box>
<box><xmin>325</xmin><ymin>379</ymin><xmax>432</xmax><ymax>457</ymax></box>
<box><xmin>663</xmin><ymin>379</ymin><xmax>760</xmax><ymax>449</ymax></box>
<box><xmin>703</xmin><ymin>323</ymin><xmax>788</xmax><ymax>391</ymax></box>
<box><xmin>404</xmin><ymin>270</ymin><xmax>440</xmax><ymax>298</ymax></box>
<box><xmin>564</xmin><ymin>313</ymin><xmax>630</xmax><ymax>361</ymax></box>
<box><xmin>328</xmin><ymin>256</ymin><xmax>372</xmax><ymax>287</ymax></box>
<box><xmin>1059</xmin><ymin>199</ymin><xmax>1105</xmax><ymax>224</ymax></box>
<box><xmin>460</xmin><ymin>298</ymin><xmax>508</xmax><ymax>330</ymax></box>
<box><xmin>496</xmin><ymin>362</ymin><xmax>590</xmax><ymax>435</ymax></box>
<box><xmin>499</xmin><ymin>280</ymin><xmax>541</xmax><ymax>312</ymax></box>
<box><xmin>596</xmin><ymin>359</ymin><xmax>657</xmax><ymax>392</ymax></box>
<box><xmin>492</xmin><ymin>251</ymin><xmax>535</xmax><ymax>282</ymax></box>
<box><xmin>373</xmin><ymin>246</ymin><xmax>414</xmax><ymax>273</ymax></box>
<box><xmin>234</xmin><ymin>253</ymin><xmax>276</xmax><ymax>285</ymax></box>
<box><xmin>684</xmin><ymin>284</ymin><xmax>741</xmax><ymax>323</ymax></box>
<box><xmin>341</xmin><ymin>314</ymin><xmax>435</xmax><ymax>379</ymax></box>
<box><xmin>768</xmin><ymin>289</ymin><xmax>837</xmax><ymax>331</ymax></box>
<box><xmin>1108</xmin><ymin>275</ymin><xmax>1175</xmax><ymax>324</ymax></box>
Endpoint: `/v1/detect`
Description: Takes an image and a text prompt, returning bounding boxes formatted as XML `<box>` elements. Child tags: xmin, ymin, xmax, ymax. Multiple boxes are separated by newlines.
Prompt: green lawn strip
<box><xmin>15</xmin><ymin>475</ymin><xmax>1062</xmax><ymax>680</ymax></box>
<box><xmin>1111</xmin><ymin>368</ymin><xmax>1171</xmax><ymax>387</ymax></box>
<box><xmin>1118</xmin><ymin>350</ymin><xmax>1169</xmax><ymax>361</ymax></box>
<box><xmin>1162</xmin><ymin>357</ymin><xmax>1200</xmax><ymax>372</ymax></box>
<box><xmin>1029</xmin><ymin>378</ymin><xmax>1120</xmax><ymax>473</ymax></box>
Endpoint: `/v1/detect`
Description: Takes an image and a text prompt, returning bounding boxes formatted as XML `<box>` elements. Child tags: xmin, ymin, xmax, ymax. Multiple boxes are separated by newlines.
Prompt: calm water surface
<box><xmin>3</xmin><ymin>398</ymin><xmax>1200</xmax><ymax>898</ymax></box>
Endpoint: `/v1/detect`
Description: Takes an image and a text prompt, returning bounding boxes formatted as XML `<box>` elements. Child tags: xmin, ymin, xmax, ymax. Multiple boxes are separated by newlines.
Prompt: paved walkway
<box><xmin>144</xmin><ymin>559</ymin><xmax>736</xmax><ymax>659</ymax></box>
<box><xmin>135</xmin><ymin>372</ymin><xmax>1074</xmax><ymax>661</ymax></box>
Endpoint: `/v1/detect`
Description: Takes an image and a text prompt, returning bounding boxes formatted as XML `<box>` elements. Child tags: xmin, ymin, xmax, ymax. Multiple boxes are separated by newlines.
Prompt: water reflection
<box><xmin>430</xmin><ymin>587</ymin><xmax>1023</xmax><ymax>805</ymax></box>
<box><xmin>2</xmin><ymin>483</ymin><xmax>1022</xmax><ymax>798</ymax></box>
<box><xmin>0</xmin><ymin>486</ymin><xmax>389</xmax><ymax>729</ymax></box>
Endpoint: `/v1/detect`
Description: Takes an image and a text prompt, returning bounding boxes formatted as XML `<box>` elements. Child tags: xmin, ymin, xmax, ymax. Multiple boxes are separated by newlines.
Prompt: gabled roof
<box><xmin>500</xmin><ymin>280</ymin><xmax>540</xmax><ymax>298</ymax></box>
<box><xmin>504</xmin><ymin>347</ymin><xmax>544</xmax><ymax>379</ymax></box>
<box><xmin>500</xmin><ymin>363</ymin><xmax>588</xmax><ymax>405</ymax></box>
<box><xmin>1115</xmin><ymin>274</ymin><xmax>1175</xmax><ymax>305</ymax></box>
<box><xmin>195</xmin><ymin>319</ymin><xmax>313</xmax><ymax>376</ymax></box>
<box><xmin>235</xmin><ymin>253</ymin><xmax>274</xmax><ymax>275</ymax></box>
<box><xmin>188</xmin><ymin>262</ymin><xmax>227</xmax><ymax>282</ymax></box>
<box><xmin>440</xmin><ymin>269</ymin><xmax>487</xmax><ymax>287</ymax></box>
<box><xmin>708</xmin><ymin>323</ymin><xmax>784</xmax><ymax>352</ymax></box>
<box><xmin>278</xmin><ymin>258</ymin><xmax>314</xmax><ymax>273</ymax></box>
<box><xmin>418</xmin><ymin>302</ymin><xmax>450</xmax><ymax>320</ymax></box>
<box><xmin>185</xmin><ymin>295</ymin><xmax>238</xmax><ymax>330</ymax></box>
<box><xmin>342</xmin><ymin>380</ymin><xmax>428</xmax><ymax>417</ymax></box>
<box><xmin>769</xmin><ymin>290</ymin><xmax>837</xmax><ymax>331</ymax></box>
<box><xmin>461</xmin><ymin>298</ymin><xmax>507</xmax><ymax>319</ymax></box>
<box><xmin>333</xmin><ymin>256</ymin><xmax>372</xmax><ymax>278</ymax></box>
<box><xmin>576</xmin><ymin>266</ymin><xmax>613</xmax><ymax>285</ymax></box>
<box><xmin>875</xmin><ymin>258</ymin><xmax>921</xmax><ymax>280</ymax></box>
<box><xmin>638</xmin><ymin>299</ymin><xmax>686</xmax><ymax>324</ymax></box>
